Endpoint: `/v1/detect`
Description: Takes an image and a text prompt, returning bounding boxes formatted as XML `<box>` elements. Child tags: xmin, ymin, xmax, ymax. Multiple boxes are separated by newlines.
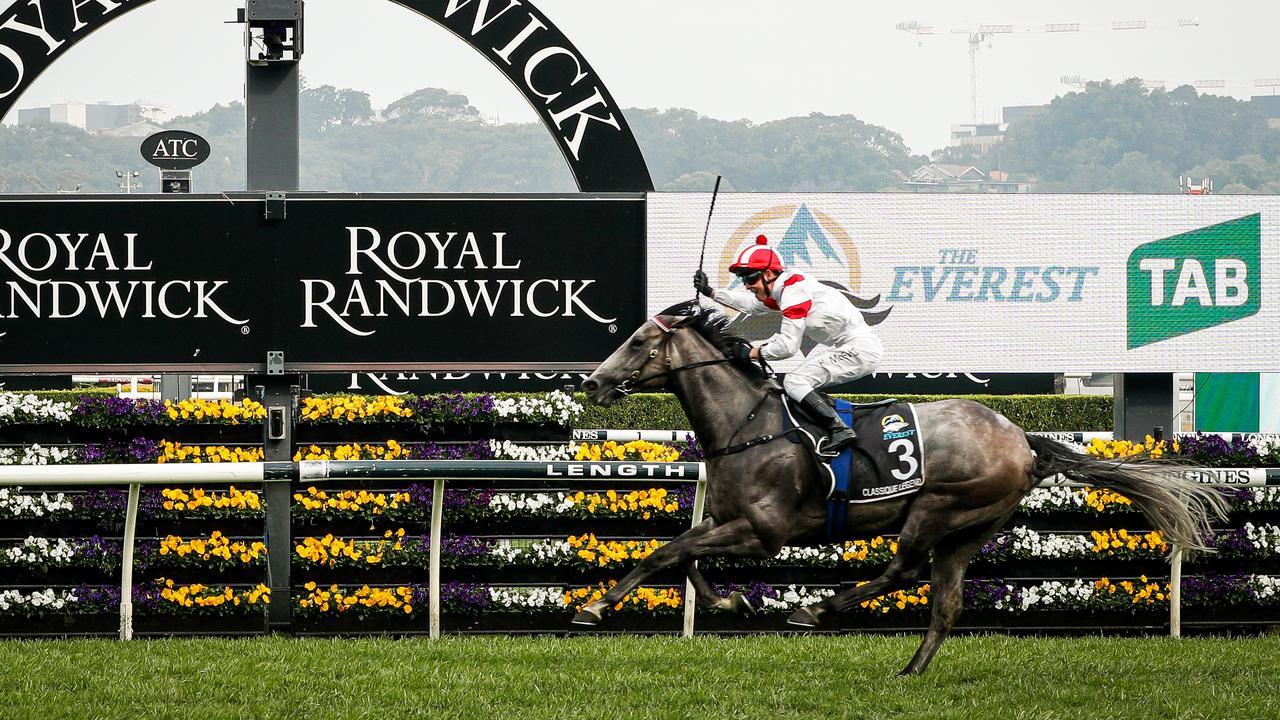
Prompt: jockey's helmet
<box><xmin>729</xmin><ymin>235</ymin><xmax>785</xmax><ymax>278</ymax></box>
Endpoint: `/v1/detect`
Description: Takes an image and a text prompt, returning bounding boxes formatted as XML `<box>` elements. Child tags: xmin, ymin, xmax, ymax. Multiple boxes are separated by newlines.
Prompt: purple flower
<box><xmin>678</xmin><ymin>435</ymin><xmax>705</xmax><ymax>462</ymax></box>
<box><xmin>963</xmin><ymin>579</ymin><xmax>1018</xmax><ymax>608</ymax></box>
<box><xmin>438</xmin><ymin>582</ymin><xmax>493</xmax><ymax>612</ymax></box>
<box><xmin>1182</xmin><ymin>574</ymin><xmax>1254</xmax><ymax>606</ymax></box>
<box><xmin>73</xmin><ymin>396</ymin><xmax>167</xmax><ymax>430</ymax></box>
<box><xmin>82</xmin><ymin>438</ymin><xmax>163</xmax><ymax>464</ymax></box>
<box><xmin>411</xmin><ymin>392</ymin><xmax>497</xmax><ymax>425</ymax></box>
<box><xmin>1174</xmin><ymin>433</ymin><xmax>1264</xmax><ymax>468</ymax></box>
<box><xmin>711</xmin><ymin>581</ymin><xmax>779</xmax><ymax>609</ymax></box>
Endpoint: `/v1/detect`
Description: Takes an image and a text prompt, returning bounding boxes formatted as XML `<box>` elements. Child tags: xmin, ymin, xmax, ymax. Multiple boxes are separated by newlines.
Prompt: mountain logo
<box><xmin>881</xmin><ymin>414</ymin><xmax>910</xmax><ymax>433</ymax></box>
<box><xmin>1127</xmin><ymin>214</ymin><xmax>1261</xmax><ymax>349</ymax></box>
<box><xmin>717</xmin><ymin>204</ymin><xmax>892</xmax><ymax>346</ymax></box>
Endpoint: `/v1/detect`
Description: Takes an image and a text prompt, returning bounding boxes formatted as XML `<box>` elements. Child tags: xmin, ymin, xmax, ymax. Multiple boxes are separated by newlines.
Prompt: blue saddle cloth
<box><xmin>783</xmin><ymin>397</ymin><xmax>927</xmax><ymax>540</ymax></box>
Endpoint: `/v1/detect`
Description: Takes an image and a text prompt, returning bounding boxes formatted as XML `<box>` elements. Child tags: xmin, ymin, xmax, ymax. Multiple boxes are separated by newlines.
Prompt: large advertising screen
<box><xmin>648</xmin><ymin>193</ymin><xmax>1276</xmax><ymax>373</ymax></box>
<box><xmin>0</xmin><ymin>194</ymin><xmax>645</xmax><ymax>372</ymax></box>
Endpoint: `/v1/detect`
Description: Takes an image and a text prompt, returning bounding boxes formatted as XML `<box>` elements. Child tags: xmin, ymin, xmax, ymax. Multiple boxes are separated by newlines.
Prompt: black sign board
<box><xmin>826</xmin><ymin>372</ymin><xmax>1059</xmax><ymax>396</ymax></box>
<box><xmin>0</xmin><ymin>194</ymin><xmax>645</xmax><ymax>373</ymax></box>
<box><xmin>140</xmin><ymin>131</ymin><xmax>211</xmax><ymax>170</ymax></box>
<box><xmin>309</xmin><ymin>371</ymin><xmax>1058</xmax><ymax>396</ymax></box>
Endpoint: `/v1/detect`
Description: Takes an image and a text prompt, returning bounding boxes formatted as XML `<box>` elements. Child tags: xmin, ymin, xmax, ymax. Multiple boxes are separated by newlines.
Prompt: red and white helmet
<box><xmin>729</xmin><ymin>234</ymin><xmax>785</xmax><ymax>274</ymax></box>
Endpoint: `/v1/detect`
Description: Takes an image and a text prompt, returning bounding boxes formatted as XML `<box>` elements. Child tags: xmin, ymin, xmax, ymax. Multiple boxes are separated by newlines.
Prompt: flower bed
<box><xmin>6</xmin><ymin>397</ymin><xmax>1280</xmax><ymax>634</ymax></box>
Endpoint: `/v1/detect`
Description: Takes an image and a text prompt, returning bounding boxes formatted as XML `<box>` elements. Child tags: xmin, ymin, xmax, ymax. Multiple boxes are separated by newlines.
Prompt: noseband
<box><xmin>612</xmin><ymin>316</ymin><xmax>732</xmax><ymax>396</ymax></box>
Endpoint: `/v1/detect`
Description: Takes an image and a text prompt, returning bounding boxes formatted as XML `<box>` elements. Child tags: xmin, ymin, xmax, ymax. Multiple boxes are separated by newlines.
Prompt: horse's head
<box><xmin>580</xmin><ymin>311</ymin><xmax>697</xmax><ymax>406</ymax></box>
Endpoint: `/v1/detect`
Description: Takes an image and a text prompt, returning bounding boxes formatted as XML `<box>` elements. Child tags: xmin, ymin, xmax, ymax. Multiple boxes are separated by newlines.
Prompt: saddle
<box><xmin>781</xmin><ymin>394</ymin><xmax>927</xmax><ymax>540</ymax></box>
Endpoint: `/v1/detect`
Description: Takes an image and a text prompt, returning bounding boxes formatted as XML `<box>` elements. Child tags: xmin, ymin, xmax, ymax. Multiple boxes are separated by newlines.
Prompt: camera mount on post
<box><xmin>237</xmin><ymin>0</ymin><xmax>304</xmax><ymax>65</ymax></box>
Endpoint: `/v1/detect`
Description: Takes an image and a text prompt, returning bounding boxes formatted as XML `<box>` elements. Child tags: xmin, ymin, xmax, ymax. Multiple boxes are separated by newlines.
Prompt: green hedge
<box><xmin>576</xmin><ymin>393</ymin><xmax>1112</xmax><ymax>432</ymax></box>
<box><xmin>18</xmin><ymin>388</ymin><xmax>1113</xmax><ymax>432</ymax></box>
<box><xmin>24</xmin><ymin>387</ymin><xmax>116</xmax><ymax>403</ymax></box>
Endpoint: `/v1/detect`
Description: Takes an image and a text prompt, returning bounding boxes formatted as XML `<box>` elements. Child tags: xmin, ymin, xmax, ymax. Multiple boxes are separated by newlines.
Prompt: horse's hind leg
<box><xmin>787</xmin><ymin>511</ymin><xmax>946</xmax><ymax>627</ymax></box>
<box><xmin>899</xmin><ymin>517</ymin><xmax>1006</xmax><ymax>676</ymax></box>
<box><xmin>685</xmin><ymin>561</ymin><xmax>754</xmax><ymax>615</ymax></box>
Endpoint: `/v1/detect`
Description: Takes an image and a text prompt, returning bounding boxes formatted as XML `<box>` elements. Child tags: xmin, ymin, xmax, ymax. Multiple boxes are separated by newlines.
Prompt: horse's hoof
<box><xmin>787</xmin><ymin>606</ymin><xmax>821</xmax><ymax>628</ymax></box>
<box><xmin>571</xmin><ymin>607</ymin><xmax>602</xmax><ymax>626</ymax></box>
<box><xmin>727</xmin><ymin>591</ymin><xmax>755</xmax><ymax>617</ymax></box>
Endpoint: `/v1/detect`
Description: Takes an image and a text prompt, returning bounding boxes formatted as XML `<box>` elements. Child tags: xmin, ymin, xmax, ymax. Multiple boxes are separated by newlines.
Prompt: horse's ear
<box><xmin>670</xmin><ymin>314</ymin><xmax>697</xmax><ymax>328</ymax></box>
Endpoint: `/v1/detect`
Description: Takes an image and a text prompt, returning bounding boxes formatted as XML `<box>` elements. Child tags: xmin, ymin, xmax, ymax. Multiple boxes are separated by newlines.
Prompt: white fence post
<box><xmin>118</xmin><ymin>483</ymin><xmax>141</xmax><ymax>641</ymax></box>
<box><xmin>1170</xmin><ymin>545</ymin><xmax>1183</xmax><ymax>638</ymax></box>
<box><xmin>681</xmin><ymin>469</ymin><xmax>708</xmax><ymax>638</ymax></box>
<box><xmin>429</xmin><ymin>477</ymin><xmax>445</xmax><ymax>640</ymax></box>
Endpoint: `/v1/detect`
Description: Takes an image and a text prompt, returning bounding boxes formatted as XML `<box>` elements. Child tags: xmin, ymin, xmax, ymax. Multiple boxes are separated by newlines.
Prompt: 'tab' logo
<box><xmin>1127</xmin><ymin>214</ymin><xmax>1261</xmax><ymax>349</ymax></box>
<box><xmin>717</xmin><ymin>204</ymin><xmax>892</xmax><ymax>346</ymax></box>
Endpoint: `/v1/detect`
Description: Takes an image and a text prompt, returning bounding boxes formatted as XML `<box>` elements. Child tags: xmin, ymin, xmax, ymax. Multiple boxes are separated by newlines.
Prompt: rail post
<box><xmin>118</xmin><ymin>482</ymin><xmax>141</xmax><ymax>640</ymax></box>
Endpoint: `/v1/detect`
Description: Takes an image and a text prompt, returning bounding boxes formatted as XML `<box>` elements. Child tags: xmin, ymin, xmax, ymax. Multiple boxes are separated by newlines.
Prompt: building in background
<box><xmin>1001</xmin><ymin>104</ymin><xmax>1047</xmax><ymax>125</ymax></box>
<box><xmin>904</xmin><ymin>163</ymin><xmax>1029</xmax><ymax>193</ymax></box>
<box><xmin>15</xmin><ymin>102</ymin><xmax>164</xmax><ymax>134</ymax></box>
<box><xmin>948</xmin><ymin>122</ymin><xmax>1008</xmax><ymax>154</ymax></box>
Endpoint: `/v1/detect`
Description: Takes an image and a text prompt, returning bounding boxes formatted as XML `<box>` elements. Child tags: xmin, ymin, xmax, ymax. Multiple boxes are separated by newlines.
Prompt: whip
<box><xmin>693</xmin><ymin>175</ymin><xmax>723</xmax><ymax>304</ymax></box>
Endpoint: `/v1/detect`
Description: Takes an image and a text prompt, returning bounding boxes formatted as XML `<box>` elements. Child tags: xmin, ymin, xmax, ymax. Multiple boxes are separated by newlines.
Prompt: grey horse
<box><xmin>574</xmin><ymin>301</ymin><xmax>1227</xmax><ymax>675</ymax></box>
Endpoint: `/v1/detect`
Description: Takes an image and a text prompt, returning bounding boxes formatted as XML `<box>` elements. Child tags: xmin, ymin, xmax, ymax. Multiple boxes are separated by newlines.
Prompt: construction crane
<box><xmin>896</xmin><ymin>18</ymin><xmax>1200</xmax><ymax>124</ymax></box>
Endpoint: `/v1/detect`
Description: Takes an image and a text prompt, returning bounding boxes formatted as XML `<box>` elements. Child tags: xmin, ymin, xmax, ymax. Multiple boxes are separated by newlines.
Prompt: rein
<box><xmin>613</xmin><ymin>316</ymin><xmax>797</xmax><ymax>457</ymax></box>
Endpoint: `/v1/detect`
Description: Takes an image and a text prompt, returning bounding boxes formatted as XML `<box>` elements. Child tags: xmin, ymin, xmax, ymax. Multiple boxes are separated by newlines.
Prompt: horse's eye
<box><xmin>629</xmin><ymin>337</ymin><xmax>645</xmax><ymax>349</ymax></box>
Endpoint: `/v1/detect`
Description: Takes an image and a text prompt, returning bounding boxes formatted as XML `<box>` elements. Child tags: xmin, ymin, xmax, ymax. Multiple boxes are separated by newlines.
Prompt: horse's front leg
<box><xmin>571</xmin><ymin>517</ymin><xmax>770</xmax><ymax>625</ymax></box>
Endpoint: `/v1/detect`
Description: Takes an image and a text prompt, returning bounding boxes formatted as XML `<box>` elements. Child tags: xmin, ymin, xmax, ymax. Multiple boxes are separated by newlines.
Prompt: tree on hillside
<box><xmin>992</xmin><ymin>79</ymin><xmax>1280</xmax><ymax>191</ymax></box>
<box><xmin>165</xmin><ymin>102</ymin><xmax>245</xmax><ymax>138</ymax></box>
<box><xmin>301</xmin><ymin>85</ymin><xmax>373</xmax><ymax>135</ymax></box>
<box><xmin>383</xmin><ymin>88</ymin><xmax>481</xmax><ymax>122</ymax></box>
<box><xmin>624</xmin><ymin>108</ymin><xmax>922</xmax><ymax>192</ymax></box>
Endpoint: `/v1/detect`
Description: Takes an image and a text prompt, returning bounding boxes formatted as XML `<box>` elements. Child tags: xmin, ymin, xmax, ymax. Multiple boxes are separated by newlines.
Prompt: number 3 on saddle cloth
<box><xmin>781</xmin><ymin>397</ymin><xmax>927</xmax><ymax>539</ymax></box>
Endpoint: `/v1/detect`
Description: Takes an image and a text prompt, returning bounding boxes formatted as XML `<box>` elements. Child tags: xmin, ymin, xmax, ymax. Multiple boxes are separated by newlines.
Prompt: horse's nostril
<box><xmin>581</xmin><ymin>378</ymin><xmax>599</xmax><ymax>393</ymax></box>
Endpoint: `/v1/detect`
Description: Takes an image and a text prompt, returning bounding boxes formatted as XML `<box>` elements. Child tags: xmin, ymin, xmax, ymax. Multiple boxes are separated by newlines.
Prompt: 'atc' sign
<box><xmin>140</xmin><ymin>131</ymin><xmax>211</xmax><ymax>170</ymax></box>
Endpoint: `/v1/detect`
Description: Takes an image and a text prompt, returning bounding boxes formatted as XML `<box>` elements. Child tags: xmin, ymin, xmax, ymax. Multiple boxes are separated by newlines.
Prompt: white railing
<box><xmin>3</xmin><ymin>457</ymin><xmax>1274</xmax><ymax>640</ymax></box>
<box><xmin>0</xmin><ymin>460</ymin><xmax>707</xmax><ymax>641</ymax></box>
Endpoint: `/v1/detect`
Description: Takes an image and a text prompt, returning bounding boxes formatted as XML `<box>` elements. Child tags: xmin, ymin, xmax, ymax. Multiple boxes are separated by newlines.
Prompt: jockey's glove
<box><xmin>693</xmin><ymin>270</ymin><xmax>714</xmax><ymax>298</ymax></box>
<box><xmin>728</xmin><ymin>343</ymin><xmax>753</xmax><ymax>364</ymax></box>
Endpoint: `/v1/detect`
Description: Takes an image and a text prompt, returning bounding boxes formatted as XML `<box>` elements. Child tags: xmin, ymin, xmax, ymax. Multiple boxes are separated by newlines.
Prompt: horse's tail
<box><xmin>1024</xmin><ymin>433</ymin><xmax>1229</xmax><ymax>552</ymax></box>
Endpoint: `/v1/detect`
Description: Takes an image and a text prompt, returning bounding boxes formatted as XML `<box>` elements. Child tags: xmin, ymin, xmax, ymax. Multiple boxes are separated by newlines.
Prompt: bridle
<box><xmin>611</xmin><ymin>315</ymin><xmax>732</xmax><ymax>397</ymax></box>
<box><xmin>609</xmin><ymin>315</ymin><xmax>798</xmax><ymax>459</ymax></box>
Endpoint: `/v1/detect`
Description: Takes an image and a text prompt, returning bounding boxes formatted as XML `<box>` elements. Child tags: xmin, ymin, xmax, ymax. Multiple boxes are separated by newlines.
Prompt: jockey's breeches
<box><xmin>781</xmin><ymin>336</ymin><xmax>884</xmax><ymax>400</ymax></box>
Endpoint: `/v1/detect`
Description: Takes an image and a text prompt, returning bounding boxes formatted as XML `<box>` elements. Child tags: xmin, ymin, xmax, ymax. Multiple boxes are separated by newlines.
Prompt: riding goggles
<box><xmin>733</xmin><ymin>269</ymin><xmax>765</xmax><ymax>284</ymax></box>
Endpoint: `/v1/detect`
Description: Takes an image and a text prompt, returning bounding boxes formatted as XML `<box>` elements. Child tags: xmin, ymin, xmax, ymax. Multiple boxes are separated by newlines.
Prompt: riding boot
<box><xmin>799</xmin><ymin>391</ymin><xmax>858</xmax><ymax>454</ymax></box>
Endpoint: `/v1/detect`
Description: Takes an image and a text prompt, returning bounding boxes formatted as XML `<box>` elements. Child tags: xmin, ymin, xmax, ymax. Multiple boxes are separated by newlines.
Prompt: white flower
<box><xmin>488</xmin><ymin>440</ymin><xmax>572</xmax><ymax>462</ymax></box>
<box><xmin>488</xmin><ymin>586</ymin><xmax>566</xmax><ymax>610</ymax></box>
<box><xmin>0</xmin><ymin>588</ymin><xmax>79</xmax><ymax>613</ymax></box>
<box><xmin>0</xmin><ymin>488</ymin><xmax>75</xmax><ymax>518</ymax></box>
<box><xmin>1021</xmin><ymin>487</ymin><xmax>1088</xmax><ymax>511</ymax></box>
<box><xmin>0</xmin><ymin>393</ymin><xmax>73</xmax><ymax>423</ymax></box>
<box><xmin>1248</xmin><ymin>575</ymin><xmax>1280</xmax><ymax>600</ymax></box>
<box><xmin>0</xmin><ymin>444</ymin><xmax>77</xmax><ymax>466</ymax></box>
<box><xmin>492</xmin><ymin>391</ymin><xmax>583</xmax><ymax>424</ymax></box>
<box><xmin>759</xmin><ymin>584</ymin><xmax>834</xmax><ymax>611</ymax></box>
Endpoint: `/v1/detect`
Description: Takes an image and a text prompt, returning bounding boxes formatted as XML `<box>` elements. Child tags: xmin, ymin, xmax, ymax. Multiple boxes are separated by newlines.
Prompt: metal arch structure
<box><xmin>0</xmin><ymin>0</ymin><xmax>654</xmax><ymax>192</ymax></box>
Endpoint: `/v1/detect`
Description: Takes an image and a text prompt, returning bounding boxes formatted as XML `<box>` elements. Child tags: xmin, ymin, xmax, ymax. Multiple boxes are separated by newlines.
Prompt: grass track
<box><xmin>2</xmin><ymin>634</ymin><xmax>1279</xmax><ymax>720</ymax></box>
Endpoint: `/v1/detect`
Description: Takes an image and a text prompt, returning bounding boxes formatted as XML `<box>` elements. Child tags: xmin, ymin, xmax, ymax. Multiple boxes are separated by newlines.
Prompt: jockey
<box><xmin>693</xmin><ymin>234</ymin><xmax>883</xmax><ymax>455</ymax></box>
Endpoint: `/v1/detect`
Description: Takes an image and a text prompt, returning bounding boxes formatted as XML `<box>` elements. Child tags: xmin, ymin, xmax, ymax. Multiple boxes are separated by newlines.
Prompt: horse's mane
<box><xmin>657</xmin><ymin>301</ymin><xmax>769</xmax><ymax>381</ymax></box>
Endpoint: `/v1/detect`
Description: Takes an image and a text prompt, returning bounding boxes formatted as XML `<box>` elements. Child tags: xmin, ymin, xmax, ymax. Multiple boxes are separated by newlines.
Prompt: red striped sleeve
<box><xmin>783</xmin><ymin>274</ymin><xmax>805</xmax><ymax>287</ymax></box>
<box><xmin>782</xmin><ymin>300</ymin><xmax>812</xmax><ymax>319</ymax></box>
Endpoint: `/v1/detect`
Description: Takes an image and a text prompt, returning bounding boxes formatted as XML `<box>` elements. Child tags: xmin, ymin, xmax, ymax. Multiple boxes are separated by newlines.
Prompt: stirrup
<box><xmin>821</xmin><ymin>430</ymin><xmax>857</xmax><ymax>456</ymax></box>
<box><xmin>815</xmin><ymin>435</ymin><xmax>842</xmax><ymax>458</ymax></box>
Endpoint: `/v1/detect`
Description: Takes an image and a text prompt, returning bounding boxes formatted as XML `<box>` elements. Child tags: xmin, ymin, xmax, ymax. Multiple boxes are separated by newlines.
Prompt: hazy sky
<box><xmin>5</xmin><ymin>0</ymin><xmax>1274</xmax><ymax>153</ymax></box>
